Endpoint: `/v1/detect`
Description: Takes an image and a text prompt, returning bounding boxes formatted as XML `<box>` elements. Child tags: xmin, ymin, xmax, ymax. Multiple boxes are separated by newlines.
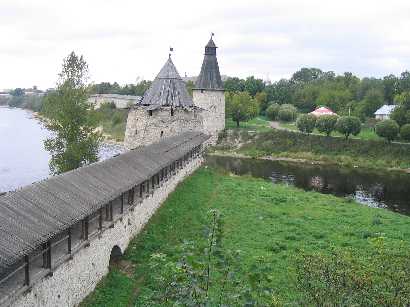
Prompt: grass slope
<box><xmin>82</xmin><ymin>167</ymin><xmax>410</xmax><ymax>306</ymax></box>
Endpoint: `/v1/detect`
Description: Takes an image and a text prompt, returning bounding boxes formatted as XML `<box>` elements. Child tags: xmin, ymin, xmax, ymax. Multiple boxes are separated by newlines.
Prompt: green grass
<box><xmin>225</xmin><ymin>116</ymin><xmax>271</xmax><ymax>132</ymax></box>
<box><xmin>81</xmin><ymin>167</ymin><xmax>410</xmax><ymax>306</ymax></box>
<box><xmin>229</xmin><ymin>129</ymin><xmax>410</xmax><ymax>170</ymax></box>
<box><xmin>278</xmin><ymin>121</ymin><xmax>383</xmax><ymax>141</ymax></box>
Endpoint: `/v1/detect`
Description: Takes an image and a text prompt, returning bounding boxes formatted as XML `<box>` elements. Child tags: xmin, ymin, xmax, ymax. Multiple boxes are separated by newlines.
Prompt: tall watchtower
<box><xmin>192</xmin><ymin>35</ymin><xmax>225</xmax><ymax>143</ymax></box>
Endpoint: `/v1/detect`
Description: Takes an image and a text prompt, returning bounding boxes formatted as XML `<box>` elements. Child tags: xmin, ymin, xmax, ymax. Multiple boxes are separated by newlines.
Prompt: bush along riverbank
<box><xmin>215</xmin><ymin>128</ymin><xmax>410</xmax><ymax>171</ymax></box>
<box><xmin>81</xmin><ymin>167</ymin><xmax>410</xmax><ymax>306</ymax></box>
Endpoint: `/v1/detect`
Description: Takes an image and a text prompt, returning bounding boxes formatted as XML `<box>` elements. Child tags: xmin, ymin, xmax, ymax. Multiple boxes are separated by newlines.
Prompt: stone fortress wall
<box><xmin>124</xmin><ymin>107</ymin><xmax>203</xmax><ymax>149</ymax></box>
<box><xmin>10</xmin><ymin>155</ymin><xmax>204</xmax><ymax>307</ymax></box>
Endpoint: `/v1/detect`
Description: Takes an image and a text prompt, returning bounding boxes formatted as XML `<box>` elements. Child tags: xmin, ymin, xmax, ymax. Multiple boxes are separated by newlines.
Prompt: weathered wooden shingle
<box><xmin>140</xmin><ymin>57</ymin><xmax>193</xmax><ymax>107</ymax></box>
<box><xmin>194</xmin><ymin>37</ymin><xmax>224</xmax><ymax>90</ymax></box>
<box><xmin>0</xmin><ymin>131</ymin><xmax>208</xmax><ymax>271</ymax></box>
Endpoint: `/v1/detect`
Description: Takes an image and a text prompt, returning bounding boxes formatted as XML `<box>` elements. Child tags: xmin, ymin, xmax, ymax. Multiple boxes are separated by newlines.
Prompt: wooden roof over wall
<box><xmin>0</xmin><ymin>132</ymin><xmax>208</xmax><ymax>270</ymax></box>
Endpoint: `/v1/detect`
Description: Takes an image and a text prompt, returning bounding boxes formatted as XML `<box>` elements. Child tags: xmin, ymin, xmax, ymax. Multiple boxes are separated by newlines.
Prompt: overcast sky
<box><xmin>1</xmin><ymin>0</ymin><xmax>410</xmax><ymax>90</ymax></box>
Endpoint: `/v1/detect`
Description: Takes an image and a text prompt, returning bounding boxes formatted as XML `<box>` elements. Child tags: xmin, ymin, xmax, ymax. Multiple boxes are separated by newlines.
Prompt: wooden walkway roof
<box><xmin>0</xmin><ymin>132</ymin><xmax>208</xmax><ymax>271</ymax></box>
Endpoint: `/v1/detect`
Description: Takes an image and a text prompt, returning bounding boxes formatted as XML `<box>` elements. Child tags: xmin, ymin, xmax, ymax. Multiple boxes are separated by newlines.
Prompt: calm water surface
<box><xmin>206</xmin><ymin>155</ymin><xmax>410</xmax><ymax>216</ymax></box>
<box><xmin>0</xmin><ymin>106</ymin><xmax>125</xmax><ymax>193</ymax></box>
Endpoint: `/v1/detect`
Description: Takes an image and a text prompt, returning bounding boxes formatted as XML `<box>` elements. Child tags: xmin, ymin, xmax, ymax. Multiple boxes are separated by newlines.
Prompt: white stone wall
<box><xmin>192</xmin><ymin>90</ymin><xmax>225</xmax><ymax>144</ymax></box>
<box><xmin>124</xmin><ymin>107</ymin><xmax>203</xmax><ymax>149</ymax></box>
<box><xmin>10</xmin><ymin>157</ymin><xmax>204</xmax><ymax>307</ymax></box>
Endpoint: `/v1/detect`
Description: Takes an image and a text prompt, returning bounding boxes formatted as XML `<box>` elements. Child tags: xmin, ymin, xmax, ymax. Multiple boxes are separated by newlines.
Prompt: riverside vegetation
<box><xmin>81</xmin><ymin>167</ymin><xmax>410</xmax><ymax>306</ymax></box>
<box><xmin>215</xmin><ymin>128</ymin><xmax>410</xmax><ymax>171</ymax></box>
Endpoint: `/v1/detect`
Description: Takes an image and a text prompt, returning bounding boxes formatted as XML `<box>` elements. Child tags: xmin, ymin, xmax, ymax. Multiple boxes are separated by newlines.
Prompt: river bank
<box><xmin>82</xmin><ymin>167</ymin><xmax>410</xmax><ymax>306</ymax></box>
<box><xmin>214</xmin><ymin>128</ymin><xmax>410</xmax><ymax>172</ymax></box>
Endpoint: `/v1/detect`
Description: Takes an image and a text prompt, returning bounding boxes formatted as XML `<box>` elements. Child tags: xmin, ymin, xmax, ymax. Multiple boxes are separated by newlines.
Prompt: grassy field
<box><xmin>81</xmin><ymin>167</ymin><xmax>410</xmax><ymax>306</ymax></box>
<box><xmin>225</xmin><ymin>116</ymin><xmax>271</xmax><ymax>132</ymax></box>
<box><xmin>278</xmin><ymin>121</ymin><xmax>383</xmax><ymax>141</ymax></box>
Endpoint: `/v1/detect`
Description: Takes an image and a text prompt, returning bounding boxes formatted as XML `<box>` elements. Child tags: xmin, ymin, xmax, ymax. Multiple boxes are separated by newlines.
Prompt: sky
<box><xmin>1</xmin><ymin>0</ymin><xmax>410</xmax><ymax>90</ymax></box>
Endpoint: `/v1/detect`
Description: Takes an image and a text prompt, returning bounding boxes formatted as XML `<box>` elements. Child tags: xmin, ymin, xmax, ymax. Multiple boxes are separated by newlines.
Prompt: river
<box><xmin>207</xmin><ymin>155</ymin><xmax>410</xmax><ymax>216</ymax></box>
<box><xmin>0</xmin><ymin>106</ymin><xmax>125</xmax><ymax>193</ymax></box>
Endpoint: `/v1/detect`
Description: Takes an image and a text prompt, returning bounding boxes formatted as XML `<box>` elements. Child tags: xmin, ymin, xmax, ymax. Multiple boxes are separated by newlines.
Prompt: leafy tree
<box><xmin>244</xmin><ymin>76</ymin><xmax>265</xmax><ymax>97</ymax></box>
<box><xmin>316</xmin><ymin>88</ymin><xmax>352</xmax><ymax>113</ymax></box>
<box><xmin>224</xmin><ymin>77</ymin><xmax>245</xmax><ymax>92</ymax></box>
<box><xmin>375</xmin><ymin>119</ymin><xmax>399</xmax><ymax>142</ymax></box>
<box><xmin>226</xmin><ymin>92</ymin><xmax>259</xmax><ymax>127</ymax></box>
<box><xmin>185</xmin><ymin>80</ymin><xmax>194</xmax><ymax>97</ymax></box>
<box><xmin>316</xmin><ymin>115</ymin><xmax>338</xmax><ymax>136</ymax></box>
<box><xmin>296</xmin><ymin>114</ymin><xmax>317</xmax><ymax>134</ymax></box>
<box><xmin>266</xmin><ymin>103</ymin><xmax>280</xmax><ymax>120</ymax></box>
<box><xmin>10</xmin><ymin>88</ymin><xmax>24</xmax><ymax>96</ymax></box>
<box><xmin>42</xmin><ymin>51</ymin><xmax>102</xmax><ymax>174</ymax></box>
<box><xmin>335</xmin><ymin>116</ymin><xmax>361</xmax><ymax>140</ymax></box>
<box><xmin>293</xmin><ymin>84</ymin><xmax>319</xmax><ymax>112</ymax></box>
<box><xmin>291</xmin><ymin>67</ymin><xmax>323</xmax><ymax>84</ymax></box>
<box><xmin>400</xmin><ymin>124</ymin><xmax>410</xmax><ymax>141</ymax></box>
<box><xmin>383</xmin><ymin>74</ymin><xmax>399</xmax><ymax>103</ymax></box>
<box><xmin>255</xmin><ymin>91</ymin><xmax>268</xmax><ymax>114</ymax></box>
<box><xmin>278</xmin><ymin>104</ymin><xmax>297</xmax><ymax>122</ymax></box>
<box><xmin>399</xmin><ymin>71</ymin><xmax>410</xmax><ymax>92</ymax></box>
<box><xmin>390</xmin><ymin>106</ymin><xmax>408</xmax><ymax>127</ymax></box>
<box><xmin>265</xmin><ymin>79</ymin><xmax>295</xmax><ymax>105</ymax></box>
<box><xmin>359</xmin><ymin>88</ymin><xmax>384</xmax><ymax>118</ymax></box>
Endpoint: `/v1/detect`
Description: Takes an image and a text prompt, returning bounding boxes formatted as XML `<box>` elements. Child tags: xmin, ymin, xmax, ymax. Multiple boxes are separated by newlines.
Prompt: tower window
<box><xmin>160</xmin><ymin>131</ymin><xmax>164</xmax><ymax>137</ymax></box>
<box><xmin>171</xmin><ymin>108</ymin><xmax>174</xmax><ymax>116</ymax></box>
<box><xmin>149</xmin><ymin>110</ymin><xmax>153</xmax><ymax>116</ymax></box>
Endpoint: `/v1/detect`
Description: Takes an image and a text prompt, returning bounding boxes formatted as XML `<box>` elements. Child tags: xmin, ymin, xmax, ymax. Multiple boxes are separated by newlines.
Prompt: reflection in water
<box><xmin>0</xmin><ymin>107</ymin><xmax>125</xmax><ymax>193</ymax></box>
<box><xmin>206</xmin><ymin>155</ymin><xmax>410</xmax><ymax>216</ymax></box>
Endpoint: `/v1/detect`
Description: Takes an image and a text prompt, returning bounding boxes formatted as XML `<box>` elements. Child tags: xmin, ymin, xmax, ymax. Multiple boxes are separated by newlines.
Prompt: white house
<box><xmin>374</xmin><ymin>105</ymin><xmax>397</xmax><ymax>120</ymax></box>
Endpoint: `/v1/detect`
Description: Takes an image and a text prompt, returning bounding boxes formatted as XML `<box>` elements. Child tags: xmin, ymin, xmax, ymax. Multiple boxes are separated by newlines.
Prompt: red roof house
<box><xmin>309</xmin><ymin>107</ymin><xmax>337</xmax><ymax>117</ymax></box>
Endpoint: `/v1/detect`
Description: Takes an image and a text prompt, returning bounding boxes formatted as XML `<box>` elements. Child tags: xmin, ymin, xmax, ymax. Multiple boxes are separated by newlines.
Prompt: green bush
<box><xmin>296</xmin><ymin>114</ymin><xmax>316</xmax><ymax>134</ymax></box>
<box><xmin>335</xmin><ymin>116</ymin><xmax>361</xmax><ymax>140</ymax></box>
<box><xmin>238</xmin><ymin>129</ymin><xmax>410</xmax><ymax>169</ymax></box>
<box><xmin>296</xmin><ymin>242</ymin><xmax>410</xmax><ymax>306</ymax></box>
<box><xmin>278</xmin><ymin>104</ymin><xmax>297</xmax><ymax>122</ymax></box>
<box><xmin>316</xmin><ymin>115</ymin><xmax>338</xmax><ymax>136</ymax></box>
<box><xmin>375</xmin><ymin>119</ymin><xmax>399</xmax><ymax>142</ymax></box>
<box><xmin>266</xmin><ymin>103</ymin><xmax>280</xmax><ymax>120</ymax></box>
<box><xmin>400</xmin><ymin>124</ymin><xmax>410</xmax><ymax>141</ymax></box>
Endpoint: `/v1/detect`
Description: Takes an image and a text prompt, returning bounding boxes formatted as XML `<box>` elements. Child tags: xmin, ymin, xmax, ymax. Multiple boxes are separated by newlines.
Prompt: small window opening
<box><xmin>135</xmin><ymin>129</ymin><xmax>138</xmax><ymax>135</ymax></box>
<box><xmin>149</xmin><ymin>110</ymin><xmax>153</xmax><ymax>116</ymax></box>
<box><xmin>160</xmin><ymin>131</ymin><xmax>164</xmax><ymax>137</ymax></box>
<box><xmin>201</xmin><ymin>89</ymin><xmax>204</xmax><ymax>93</ymax></box>
<box><xmin>171</xmin><ymin>108</ymin><xmax>174</xmax><ymax>116</ymax></box>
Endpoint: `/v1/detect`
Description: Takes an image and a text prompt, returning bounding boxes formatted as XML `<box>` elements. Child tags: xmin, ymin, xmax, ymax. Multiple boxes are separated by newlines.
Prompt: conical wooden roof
<box><xmin>140</xmin><ymin>57</ymin><xmax>193</xmax><ymax>107</ymax></box>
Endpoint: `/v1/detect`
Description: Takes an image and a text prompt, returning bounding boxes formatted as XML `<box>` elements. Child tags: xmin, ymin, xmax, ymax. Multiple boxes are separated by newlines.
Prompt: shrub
<box><xmin>296</xmin><ymin>114</ymin><xmax>316</xmax><ymax>134</ymax></box>
<box><xmin>266</xmin><ymin>103</ymin><xmax>280</xmax><ymax>120</ymax></box>
<box><xmin>316</xmin><ymin>115</ymin><xmax>338</xmax><ymax>136</ymax></box>
<box><xmin>278</xmin><ymin>104</ymin><xmax>297</xmax><ymax>122</ymax></box>
<box><xmin>335</xmin><ymin>116</ymin><xmax>361</xmax><ymax>140</ymax></box>
<box><xmin>400</xmin><ymin>124</ymin><xmax>410</xmax><ymax>141</ymax></box>
<box><xmin>375</xmin><ymin>119</ymin><xmax>399</xmax><ymax>142</ymax></box>
<box><xmin>296</xmin><ymin>242</ymin><xmax>410</xmax><ymax>306</ymax></box>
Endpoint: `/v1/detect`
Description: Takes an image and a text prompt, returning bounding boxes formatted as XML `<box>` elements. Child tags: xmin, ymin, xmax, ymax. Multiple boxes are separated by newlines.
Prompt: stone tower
<box><xmin>192</xmin><ymin>36</ymin><xmax>225</xmax><ymax>143</ymax></box>
<box><xmin>124</xmin><ymin>56</ymin><xmax>202</xmax><ymax>149</ymax></box>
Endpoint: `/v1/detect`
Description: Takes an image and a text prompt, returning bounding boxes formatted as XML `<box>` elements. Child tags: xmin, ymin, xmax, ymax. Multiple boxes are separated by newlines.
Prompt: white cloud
<box><xmin>1</xmin><ymin>0</ymin><xmax>410</xmax><ymax>89</ymax></box>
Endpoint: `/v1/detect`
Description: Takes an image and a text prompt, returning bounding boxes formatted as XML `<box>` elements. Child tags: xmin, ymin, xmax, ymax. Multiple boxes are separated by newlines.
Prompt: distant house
<box><xmin>88</xmin><ymin>94</ymin><xmax>141</xmax><ymax>109</ymax></box>
<box><xmin>374</xmin><ymin>105</ymin><xmax>397</xmax><ymax>120</ymax></box>
<box><xmin>309</xmin><ymin>107</ymin><xmax>337</xmax><ymax>117</ymax></box>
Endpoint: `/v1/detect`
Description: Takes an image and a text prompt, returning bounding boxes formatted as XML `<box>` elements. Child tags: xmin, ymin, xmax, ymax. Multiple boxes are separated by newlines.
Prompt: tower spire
<box><xmin>194</xmin><ymin>35</ymin><xmax>223</xmax><ymax>90</ymax></box>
